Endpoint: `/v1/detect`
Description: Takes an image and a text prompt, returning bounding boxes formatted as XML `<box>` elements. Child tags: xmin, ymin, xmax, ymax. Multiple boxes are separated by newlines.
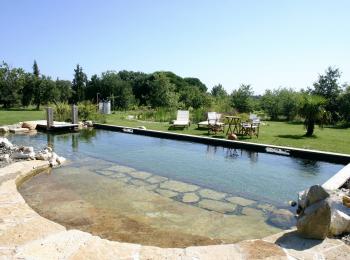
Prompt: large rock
<box><xmin>0</xmin><ymin>126</ymin><xmax>9</xmax><ymax>133</ymax></box>
<box><xmin>298</xmin><ymin>185</ymin><xmax>329</xmax><ymax>211</ymax></box>
<box><xmin>0</xmin><ymin>154</ymin><xmax>10</xmax><ymax>163</ymax></box>
<box><xmin>297</xmin><ymin>199</ymin><xmax>331</xmax><ymax>239</ymax></box>
<box><xmin>329</xmin><ymin>209</ymin><xmax>350</xmax><ymax>235</ymax></box>
<box><xmin>11</xmin><ymin>151</ymin><xmax>35</xmax><ymax>160</ymax></box>
<box><xmin>22</xmin><ymin>121</ymin><xmax>37</xmax><ymax>130</ymax></box>
<box><xmin>0</xmin><ymin>137</ymin><xmax>13</xmax><ymax>149</ymax></box>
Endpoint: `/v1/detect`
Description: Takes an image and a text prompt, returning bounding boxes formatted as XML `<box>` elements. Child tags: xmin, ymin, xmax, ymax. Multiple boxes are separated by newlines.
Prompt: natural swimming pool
<box><xmin>12</xmin><ymin>129</ymin><xmax>344</xmax><ymax>247</ymax></box>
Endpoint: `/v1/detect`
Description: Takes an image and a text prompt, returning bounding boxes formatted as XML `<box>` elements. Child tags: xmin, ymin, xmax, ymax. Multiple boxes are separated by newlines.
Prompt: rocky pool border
<box><xmin>1</xmin><ymin>161</ymin><xmax>350</xmax><ymax>259</ymax></box>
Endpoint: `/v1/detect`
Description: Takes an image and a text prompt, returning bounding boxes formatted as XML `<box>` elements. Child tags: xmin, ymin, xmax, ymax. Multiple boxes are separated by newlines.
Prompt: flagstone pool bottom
<box><xmin>19</xmin><ymin>157</ymin><xmax>284</xmax><ymax>248</ymax></box>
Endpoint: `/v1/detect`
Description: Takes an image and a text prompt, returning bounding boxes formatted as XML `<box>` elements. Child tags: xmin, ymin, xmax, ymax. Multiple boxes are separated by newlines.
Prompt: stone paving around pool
<box><xmin>1</xmin><ymin>161</ymin><xmax>350</xmax><ymax>259</ymax></box>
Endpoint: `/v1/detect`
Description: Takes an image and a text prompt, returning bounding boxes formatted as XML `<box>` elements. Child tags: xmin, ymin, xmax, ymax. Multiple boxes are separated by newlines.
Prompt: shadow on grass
<box><xmin>277</xmin><ymin>134</ymin><xmax>318</xmax><ymax>139</ymax></box>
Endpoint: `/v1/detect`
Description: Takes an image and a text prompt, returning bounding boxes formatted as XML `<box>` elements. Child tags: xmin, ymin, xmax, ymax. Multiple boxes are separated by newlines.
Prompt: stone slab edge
<box><xmin>323</xmin><ymin>163</ymin><xmax>350</xmax><ymax>190</ymax></box>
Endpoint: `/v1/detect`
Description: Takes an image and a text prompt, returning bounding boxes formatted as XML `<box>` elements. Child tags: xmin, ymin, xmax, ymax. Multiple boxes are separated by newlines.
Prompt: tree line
<box><xmin>0</xmin><ymin>61</ymin><xmax>349</xmax><ymax>133</ymax></box>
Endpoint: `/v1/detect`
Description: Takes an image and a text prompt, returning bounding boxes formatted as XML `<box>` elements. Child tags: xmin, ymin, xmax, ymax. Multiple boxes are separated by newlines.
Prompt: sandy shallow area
<box><xmin>19</xmin><ymin>158</ymin><xmax>284</xmax><ymax>247</ymax></box>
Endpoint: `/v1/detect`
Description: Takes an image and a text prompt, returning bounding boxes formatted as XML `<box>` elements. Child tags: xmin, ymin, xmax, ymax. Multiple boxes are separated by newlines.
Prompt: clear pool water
<box><xmin>13</xmin><ymin>129</ymin><xmax>344</xmax><ymax>247</ymax></box>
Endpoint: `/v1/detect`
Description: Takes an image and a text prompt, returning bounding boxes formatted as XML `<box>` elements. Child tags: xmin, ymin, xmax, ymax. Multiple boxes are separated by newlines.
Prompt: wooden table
<box><xmin>225</xmin><ymin>116</ymin><xmax>241</xmax><ymax>135</ymax></box>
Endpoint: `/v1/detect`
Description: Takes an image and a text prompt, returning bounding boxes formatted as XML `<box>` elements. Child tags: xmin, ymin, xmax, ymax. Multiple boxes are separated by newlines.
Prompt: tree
<box><xmin>55</xmin><ymin>79</ymin><xmax>72</xmax><ymax>102</ymax></box>
<box><xmin>231</xmin><ymin>84</ymin><xmax>253</xmax><ymax>113</ymax></box>
<box><xmin>22</xmin><ymin>60</ymin><xmax>40</xmax><ymax>107</ymax></box>
<box><xmin>40</xmin><ymin>76</ymin><xmax>59</xmax><ymax>104</ymax></box>
<box><xmin>0</xmin><ymin>62</ymin><xmax>25</xmax><ymax>108</ymax></box>
<box><xmin>32</xmin><ymin>60</ymin><xmax>43</xmax><ymax>110</ymax></box>
<box><xmin>114</xmin><ymin>81</ymin><xmax>135</xmax><ymax>110</ymax></box>
<box><xmin>71</xmin><ymin>64</ymin><xmax>87</xmax><ymax>103</ymax></box>
<box><xmin>183</xmin><ymin>77</ymin><xmax>207</xmax><ymax>92</ymax></box>
<box><xmin>179</xmin><ymin>86</ymin><xmax>206</xmax><ymax>109</ymax></box>
<box><xmin>85</xmin><ymin>74</ymin><xmax>101</xmax><ymax>102</ymax></box>
<box><xmin>148</xmin><ymin>72</ymin><xmax>178</xmax><ymax>108</ymax></box>
<box><xmin>33</xmin><ymin>60</ymin><xmax>39</xmax><ymax>77</ymax></box>
<box><xmin>211</xmin><ymin>84</ymin><xmax>227</xmax><ymax>97</ymax></box>
<box><xmin>312</xmin><ymin>67</ymin><xmax>342</xmax><ymax>122</ymax></box>
<box><xmin>299</xmin><ymin>95</ymin><xmax>327</xmax><ymax>136</ymax></box>
<box><xmin>21</xmin><ymin>73</ymin><xmax>34</xmax><ymax>107</ymax></box>
<box><xmin>338</xmin><ymin>84</ymin><xmax>350</xmax><ymax>124</ymax></box>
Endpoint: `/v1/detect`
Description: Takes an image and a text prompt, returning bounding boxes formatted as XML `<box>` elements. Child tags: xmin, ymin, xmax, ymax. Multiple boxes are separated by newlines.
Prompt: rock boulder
<box><xmin>298</xmin><ymin>185</ymin><xmax>329</xmax><ymax>211</ymax></box>
<box><xmin>22</xmin><ymin>121</ymin><xmax>37</xmax><ymax>130</ymax></box>
<box><xmin>297</xmin><ymin>199</ymin><xmax>331</xmax><ymax>239</ymax></box>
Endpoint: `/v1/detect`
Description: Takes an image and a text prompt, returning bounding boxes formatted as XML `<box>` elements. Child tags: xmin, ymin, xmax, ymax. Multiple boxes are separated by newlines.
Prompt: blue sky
<box><xmin>1</xmin><ymin>0</ymin><xmax>349</xmax><ymax>94</ymax></box>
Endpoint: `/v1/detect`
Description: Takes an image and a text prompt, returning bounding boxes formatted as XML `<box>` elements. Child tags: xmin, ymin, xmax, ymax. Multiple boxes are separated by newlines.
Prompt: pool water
<box><xmin>13</xmin><ymin>129</ymin><xmax>343</xmax><ymax>247</ymax></box>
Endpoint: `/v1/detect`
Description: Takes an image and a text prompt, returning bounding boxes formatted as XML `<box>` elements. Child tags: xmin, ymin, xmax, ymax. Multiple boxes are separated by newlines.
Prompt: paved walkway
<box><xmin>1</xmin><ymin>161</ymin><xmax>349</xmax><ymax>259</ymax></box>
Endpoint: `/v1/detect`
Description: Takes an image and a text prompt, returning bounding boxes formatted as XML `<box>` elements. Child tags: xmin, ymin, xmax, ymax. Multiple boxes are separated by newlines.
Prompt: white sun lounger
<box><xmin>171</xmin><ymin>110</ymin><xmax>190</xmax><ymax>128</ymax></box>
<box><xmin>198</xmin><ymin>112</ymin><xmax>225</xmax><ymax>128</ymax></box>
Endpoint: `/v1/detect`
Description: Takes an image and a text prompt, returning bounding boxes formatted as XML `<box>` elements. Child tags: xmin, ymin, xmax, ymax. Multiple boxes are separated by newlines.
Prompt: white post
<box><xmin>72</xmin><ymin>105</ymin><xmax>78</xmax><ymax>124</ymax></box>
<box><xmin>46</xmin><ymin>107</ymin><xmax>53</xmax><ymax>129</ymax></box>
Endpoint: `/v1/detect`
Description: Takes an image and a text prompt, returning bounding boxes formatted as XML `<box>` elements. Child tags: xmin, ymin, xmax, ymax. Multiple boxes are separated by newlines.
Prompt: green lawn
<box><xmin>104</xmin><ymin>113</ymin><xmax>350</xmax><ymax>154</ymax></box>
<box><xmin>1</xmin><ymin>109</ymin><xmax>349</xmax><ymax>154</ymax></box>
<box><xmin>0</xmin><ymin>109</ymin><xmax>45</xmax><ymax>125</ymax></box>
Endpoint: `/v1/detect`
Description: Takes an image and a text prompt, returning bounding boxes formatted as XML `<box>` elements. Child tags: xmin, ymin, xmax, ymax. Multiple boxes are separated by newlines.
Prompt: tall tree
<box><xmin>71</xmin><ymin>64</ymin><xmax>87</xmax><ymax>103</ymax></box>
<box><xmin>312</xmin><ymin>67</ymin><xmax>342</xmax><ymax>122</ymax></box>
<box><xmin>32</xmin><ymin>60</ymin><xmax>43</xmax><ymax>110</ymax></box>
<box><xmin>33</xmin><ymin>60</ymin><xmax>39</xmax><ymax>77</ymax></box>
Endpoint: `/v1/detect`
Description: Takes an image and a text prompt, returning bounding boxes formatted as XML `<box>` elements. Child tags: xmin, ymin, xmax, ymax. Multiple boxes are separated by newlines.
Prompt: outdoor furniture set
<box><xmin>171</xmin><ymin>110</ymin><xmax>260</xmax><ymax>138</ymax></box>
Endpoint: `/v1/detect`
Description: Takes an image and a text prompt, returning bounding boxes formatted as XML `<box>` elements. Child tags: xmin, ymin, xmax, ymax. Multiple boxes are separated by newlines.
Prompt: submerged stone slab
<box><xmin>199</xmin><ymin>189</ymin><xmax>226</xmax><ymax>200</ymax></box>
<box><xmin>242</xmin><ymin>207</ymin><xmax>264</xmax><ymax>217</ymax></box>
<box><xmin>95</xmin><ymin>170</ymin><xmax>118</xmax><ymax>177</ymax></box>
<box><xmin>226</xmin><ymin>196</ymin><xmax>255</xmax><ymax>206</ymax></box>
<box><xmin>182</xmin><ymin>193</ymin><xmax>200</xmax><ymax>203</ymax></box>
<box><xmin>105</xmin><ymin>165</ymin><xmax>136</xmax><ymax>173</ymax></box>
<box><xmin>147</xmin><ymin>175</ymin><xmax>168</xmax><ymax>184</ymax></box>
<box><xmin>257</xmin><ymin>203</ymin><xmax>276</xmax><ymax>213</ymax></box>
<box><xmin>198</xmin><ymin>199</ymin><xmax>236</xmax><ymax>213</ymax></box>
<box><xmin>154</xmin><ymin>188</ymin><xmax>178</xmax><ymax>198</ymax></box>
<box><xmin>160</xmin><ymin>180</ymin><xmax>199</xmax><ymax>193</ymax></box>
<box><xmin>267</xmin><ymin>209</ymin><xmax>295</xmax><ymax>229</ymax></box>
<box><xmin>128</xmin><ymin>171</ymin><xmax>152</xmax><ymax>180</ymax></box>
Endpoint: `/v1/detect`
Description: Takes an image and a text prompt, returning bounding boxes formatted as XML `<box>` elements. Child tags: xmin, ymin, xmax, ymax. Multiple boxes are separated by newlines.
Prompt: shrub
<box><xmin>53</xmin><ymin>102</ymin><xmax>106</xmax><ymax>123</ymax></box>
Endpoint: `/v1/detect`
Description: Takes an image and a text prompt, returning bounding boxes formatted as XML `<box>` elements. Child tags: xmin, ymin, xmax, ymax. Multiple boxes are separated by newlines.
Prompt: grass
<box><xmin>0</xmin><ymin>108</ymin><xmax>45</xmax><ymax>125</ymax></box>
<box><xmin>1</xmin><ymin>109</ymin><xmax>349</xmax><ymax>154</ymax></box>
